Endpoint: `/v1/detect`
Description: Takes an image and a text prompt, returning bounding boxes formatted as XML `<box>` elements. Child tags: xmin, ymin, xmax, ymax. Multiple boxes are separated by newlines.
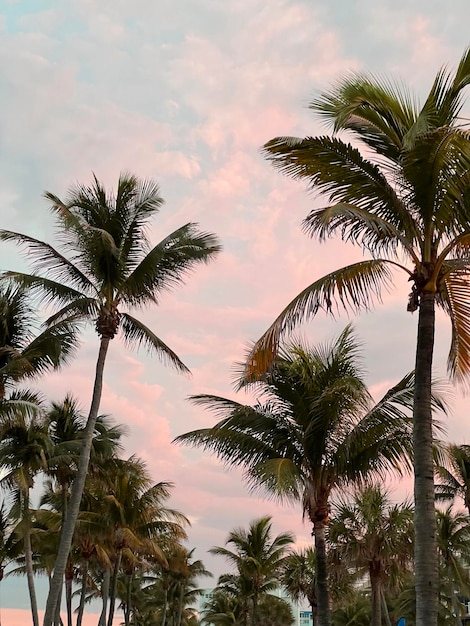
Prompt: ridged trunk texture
<box><xmin>313</xmin><ymin>520</ymin><xmax>330</xmax><ymax>626</ymax></box>
<box><xmin>413</xmin><ymin>290</ymin><xmax>438</xmax><ymax>626</ymax></box>
<box><xmin>43</xmin><ymin>337</ymin><xmax>111</xmax><ymax>626</ymax></box>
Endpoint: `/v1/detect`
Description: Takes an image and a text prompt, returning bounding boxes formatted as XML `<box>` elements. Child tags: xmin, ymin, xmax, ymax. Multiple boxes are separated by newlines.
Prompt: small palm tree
<box><xmin>435</xmin><ymin>444</ymin><xmax>470</xmax><ymax>513</ymax></box>
<box><xmin>176</xmin><ymin>326</ymin><xmax>427</xmax><ymax>626</ymax></box>
<box><xmin>0</xmin><ymin>172</ymin><xmax>221</xmax><ymax>625</ymax></box>
<box><xmin>281</xmin><ymin>548</ymin><xmax>317</xmax><ymax>622</ymax></box>
<box><xmin>436</xmin><ymin>505</ymin><xmax>470</xmax><ymax>622</ymax></box>
<box><xmin>210</xmin><ymin>517</ymin><xmax>294</xmax><ymax>626</ymax></box>
<box><xmin>328</xmin><ymin>484</ymin><xmax>414</xmax><ymax>626</ymax></box>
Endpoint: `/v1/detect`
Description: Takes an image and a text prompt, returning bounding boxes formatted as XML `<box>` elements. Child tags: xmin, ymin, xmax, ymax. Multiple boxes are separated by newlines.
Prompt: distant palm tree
<box><xmin>0</xmin><ymin>172</ymin><xmax>221</xmax><ymax>625</ymax></box>
<box><xmin>176</xmin><ymin>326</ymin><xmax>426</xmax><ymax>626</ymax></box>
<box><xmin>436</xmin><ymin>505</ymin><xmax>470</xmax><ymax>622</ymax></box>
<box><xmin>281</xmin><ymin>548</ymin><xmax>317</xmax><ymax>622</ymax></box>
<box><xmin>210</xmin><ymin>517</ymin><xmax>294</xmax><ymax>626</ymax></box>
<box><xmin>0</xmin><ymin>403</ymin><xmax>51</xmax><ymax>626</ymax></box>
<box><xmin>249</xmin><ymin>46</ymin><xmax>470</xmax><ymax>626</ymax></box>
<box><xmin>435</xmin><ymin>444</ymin><xmax>470</xmax><ymax>514</ymax></box>
<box><xmin>328</xmin><ymin>484</ymin><xmax>414</xmax><ymax>626</ymax></box>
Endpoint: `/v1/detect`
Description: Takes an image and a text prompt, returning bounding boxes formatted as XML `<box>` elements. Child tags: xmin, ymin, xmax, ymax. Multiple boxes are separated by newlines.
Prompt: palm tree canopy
<box><xmin>0</xmin><ymin>285</ymin><xmax>78</xmax><ymax>395</ymax></box>
<box><xmin>0</xmin><ymin>172</ymin><xmax>221</xmax><ymax>372</ymax></box>
<box><xmin>328</xmin><ymin>484</ymin><xmax>414</xmax><ymax>585</ymax></box>
<box><xmin>435</xmin><ymin>443</ymin><xmax>470</xmax><ymax>512</ymax></box>
<box><xmin>176</xmin><ymin>326</ymin><xmax>436</xmax><ymax>522</ymax></box>
<box><xmin>246</xmin><ymin>49</ymin><xmax>470</xmax><ymax>381</ymax></box>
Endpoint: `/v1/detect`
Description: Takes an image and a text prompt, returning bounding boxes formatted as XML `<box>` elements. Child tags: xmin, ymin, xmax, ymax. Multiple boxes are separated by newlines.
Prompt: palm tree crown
<box><xmin>176</xmin><ymin>325</ymin><xmax>425</xmax><ymax>626</ymax></box>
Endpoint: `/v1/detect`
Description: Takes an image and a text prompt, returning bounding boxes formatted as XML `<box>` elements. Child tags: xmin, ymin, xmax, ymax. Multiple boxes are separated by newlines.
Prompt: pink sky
<box><xmin>1</xmin><ymin>0</ymin><xmax>470</xmax><ymax>620</ymax></box>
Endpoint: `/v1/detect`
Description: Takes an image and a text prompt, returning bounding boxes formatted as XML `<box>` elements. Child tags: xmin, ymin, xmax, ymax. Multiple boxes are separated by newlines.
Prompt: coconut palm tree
<box><xmin>328</xmin><ymin>484</ymin><xmax>414</xmax><ymax>626</ymax></box>
<box><xmin>176</xmin><ymin>326</ymin><xmax>436</xmax><ymax>626</ymax></box>
<box><xmin>246</xmin><ymin>48</ymin><xmax>470</xmax><ymax>626</ymax></box>
<box><xmin>0</xmin><ymin>172</ymin><xmax>221</xmax><ymax>625</ymax></box>
<box><xmin>210</xmin><ymin>517</ymin><xmax>294</xmax><ymax>626</ymax></box>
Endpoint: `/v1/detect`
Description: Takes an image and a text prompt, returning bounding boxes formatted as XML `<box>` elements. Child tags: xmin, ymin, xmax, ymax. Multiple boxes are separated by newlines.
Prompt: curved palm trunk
<box><xmin>44</xmin><ymin>337</ymin><xmax>111</xmax><ymax>626</ymax></box>
<box><xmin>24</xmin><ymin>497</ymin><xmax>40</xmax><ymax>626</ymax></box>
<box><xmin>107</xmin><ymin>549</ymin><xmax>123</xmax><ymax>626</ymax></box>
<box><xmin>413</xmin><ymin>291</ymin><xmax>438</xmax><ymax>626</ymax></box>
<box><xmin>313</xmin><ymin>520</ymin><xmax>329</xmax><ymax>626</ymax></box>
<box><xmin>124</xmin><ymin>573</ymin><xmax>132</xmax><ymax>626</ymax></box>
<box><xmin>369</xmin><ymin>562</ymin><xmax>382</xmax><ymax>626</ymax></box>
<box><xmin>99</xmin><ymin>568</ymin><xmax>111</xmax><ymax>626</ymax></box>
<box><xmin>76</xmin><ymin>560</ymin><xmax>89</xmax><ymax>626</ymax></box>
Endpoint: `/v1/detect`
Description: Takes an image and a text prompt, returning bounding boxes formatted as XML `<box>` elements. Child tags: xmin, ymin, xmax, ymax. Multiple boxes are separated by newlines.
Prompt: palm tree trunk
<box><xmin>44</xmin><ymin>337</ymin><xmax>111</xmax><ymax>626</ymax></box>
<box><xmin>369</xmin><ymin>563</ymin><xmax>381</xmax><ymax>626</ymax></box>
<box><xmin>313</xmin><ymin>520</ymin><xmax>329</xmax><ymax>626</ymax></box>
<box><xmin>124</xmin><ymin>573</ymin><xmax>132</xmax><ymax>626</ymax></box>
<box><xmin>65</xmin><ymin>561</ymin><xmax>73</xmax><ymax>626</ymax></box>
<box><xmin>413</xmin><ymin>290</ymin><xmax>438</xmax><ymax>626</ymax></box>
<box><xmin>161</xmin><ymin>582</ymin><xmax>169</xmax><ymax>626</ymax></box>
<box><xmin>75</xmin><ymin>560</ymin><xmax>88</xmax><ymax>626</ymax></box>
<box><xmin>99</xmin><ymin>568</ymin><xmax>111</xmax><ymax>626</ymax></box>
<box><xmin>176</xmin><ymin>583</ymin><xmax>185</xmax><ymax>626</ymax></box>
<box><xmin>107</xmin><ymin>549</ymin><xmax>123</xmax><ymax>626</ymax></box>
<box><xmin>24</xmin><ymin>497</ymin><xmax>40</xmax><ymax>626</ymax></box>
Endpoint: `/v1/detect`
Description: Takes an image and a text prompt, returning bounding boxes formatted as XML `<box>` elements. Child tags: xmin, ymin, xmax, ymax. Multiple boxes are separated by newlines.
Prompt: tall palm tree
<box><xmin>247</xmin><ymin>48</ymin><xmax>470</xmax><ymax>625</ymax></box>
<box><xmin>435</xmin><ymin>444</ymin><xmax>470</xmax><ymax>513</ymax></box>
<box><xmin>0</xmin><ymin>172</ymin><xmax>221</xmax><ymax>625</ymax></box>
<box><xmin>210</xmin><ymin>517</ymin><xmax>294</xmax><ymax>626</ymax></box>
<box><xmin>175</xmin><ymin>326</ymin><xmax>426</xmax><ymax>626</ymax></box>
<box><xmin>328</xmin><ymin>484</ymin><xmax>414</xmax><ymax>626</ymax></box>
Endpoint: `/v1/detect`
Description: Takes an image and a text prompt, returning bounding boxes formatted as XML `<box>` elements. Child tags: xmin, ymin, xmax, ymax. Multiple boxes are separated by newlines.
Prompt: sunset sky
<box><xmin>1</xmin><ymin>0</ymin><xmax>470</xmax><ymax>623</ymax></box>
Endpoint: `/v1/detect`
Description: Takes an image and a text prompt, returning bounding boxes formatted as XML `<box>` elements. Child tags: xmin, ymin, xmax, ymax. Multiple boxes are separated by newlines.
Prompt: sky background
<box><xmin>1</xmin><ymin>1</ymin><xmax>470</xmax><ymax>624</ymax></box>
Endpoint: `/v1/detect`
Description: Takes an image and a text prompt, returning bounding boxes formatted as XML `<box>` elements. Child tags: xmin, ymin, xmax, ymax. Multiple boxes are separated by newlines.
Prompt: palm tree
<box><xmin>281</xmin><ymin>548</ymin><xmax>317</xmax><ymax>623</ymax></box>
<box><xmin>0</xmin><ymin>172</ymin><xmax>221</xmax><ymax>625</ymax></box>
<box><xmin>246</xmin><ymin>48</ymin><xmax>470</xmax><ymax>625</ymax></box>
<box><xmin>328</xmin><ymin>484</ymin><xmax>414</xmax><ymax>626</ymax></box>
<box><xmin>175</xmin><ymin>326</ymin><xmax>426</xmax><ymax>626</ymax></box>
<box><xmin>0</xmin><ymin>284</ymin><xmax>77</xmax><ymax>400</ymax></box>
<box><xmin>0</xmin><ymin>402</ymin><xmax>51</xmax><ymax>626</ymax></box>
<box><xmin>435</xmin><ymin>444</ymin><xmax>470</xmax><ymax>513</ymax></box>
<box><xmin>436</xmin><ymin>505</ymin><xmax>470</xmax><ymax>623</ymax></box>
<box><xmin>210</xmin><ymin>517</ymin><xmax>294</xmax><ymax>626</ymax></box>
<box><xmin>91</xmin><ymin>455</ymin><xmax>188</xmax><ymax>626</ymax></box>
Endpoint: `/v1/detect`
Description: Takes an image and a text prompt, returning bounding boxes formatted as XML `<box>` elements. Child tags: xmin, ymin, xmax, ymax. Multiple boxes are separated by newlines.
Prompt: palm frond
<box><xmin>438</xmin><ymin>272</ymin><xmax>470</xmax><ymax>383</ymax></box>
<box><xmin>0</xmin><ymin>230</ymin><xmax>94</xmax><ymax>294</ymax></box>
<box><xmin>121</xmin><ymin>223</ymin><xmax>221</xmax><ymax>306</ymax></box>
<box><xmin>303</xmin><ymin>202</ymin><xmax>418</xmax><ymax>261</ymax></box>
<box><xmin>244</xmin><ymin>260</ymin><xmax>395</xmax><ymax>377</ymax></box>
<box><xmin>310</xmin><ymin>73</ymin><xmax>418</xmax><ymax>160</ymax></box>
<box><xmin>120</xmin><ymin>313</ymin><xmax>190</xmax><ymax>374</ymax></box>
